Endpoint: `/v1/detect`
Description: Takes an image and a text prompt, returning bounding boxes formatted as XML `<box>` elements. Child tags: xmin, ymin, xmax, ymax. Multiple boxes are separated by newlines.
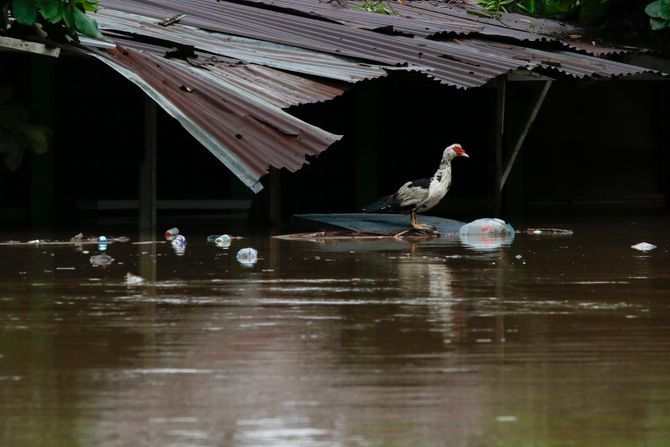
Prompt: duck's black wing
<box><xmin>363</xmin><ymin>178</ymin><xmax>431</xmax><ymax>213</ymax></box>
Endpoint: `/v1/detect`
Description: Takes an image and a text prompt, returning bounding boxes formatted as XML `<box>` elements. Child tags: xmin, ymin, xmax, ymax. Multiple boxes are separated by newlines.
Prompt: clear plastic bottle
<box><xmin>236</xmin><ymin>247</ymin><xmax>257</xmax><ymax>265</ymax></box>
<box><xmin>165</xmin><ymin>227</ymin><xmax>179</xmax><ymax>241</ymax></box>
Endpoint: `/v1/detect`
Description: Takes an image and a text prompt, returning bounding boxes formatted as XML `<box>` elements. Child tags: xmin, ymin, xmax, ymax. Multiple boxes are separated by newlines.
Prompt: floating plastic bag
<box><xmin>631</xmin><ymin>242</ymin><xmax>656</xmax><ymax>252</ymax></box>
<box><xmin>459</xmin><ymin>218</ymin><xmax>515</xmax><ymax>251</ymax></box>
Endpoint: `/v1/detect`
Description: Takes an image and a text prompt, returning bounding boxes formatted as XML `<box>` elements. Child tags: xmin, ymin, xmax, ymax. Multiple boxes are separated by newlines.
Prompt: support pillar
<box><xmin>500</xmin><ymin>81</ymin><xmax>552</xmax><ymax>189</ymax></box>
<box><xmin>269</xmin><ymin>167</ymin><xmax>281</xmax><ymax>227</ymax></box>
<box><xmin>493</xmin><ymin>78</ymin><xmax>506</xmax><ymax>217</ymax></box>
<box><xmin>139</xmin><ymin>96</ymin><xmax>157</xmax><ymax>232</ymax></box>
<box><xmin>355</xmin><ymin>83</ymin><xmax>379</xmax><ymax>210</ymax></box>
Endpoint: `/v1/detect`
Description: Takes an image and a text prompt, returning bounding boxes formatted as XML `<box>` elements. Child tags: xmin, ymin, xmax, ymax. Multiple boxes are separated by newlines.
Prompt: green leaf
<box><xmin>645</xmin><ymin>0</ymin><xmax>662</xmax><ymax>18</ymax></box>
<box><xmin>11</xmin><ymin>0</ymin><xmax>38</xmax><ymax>25</ymax></box>
<box><xmin>62</xmin><ymin>5</ymin><xmax>74</xmax><ymax>29</ymax></box>
<box><xmin>72</xmin><ymin>6</ymin><xmax>101</xmax><ymax>37</ymax></box>
<box><xmin>650</xmin><ymin>16</ymin><xmax>669</xmax><ymax>29</ymax></box>
<box><xmin>14</xmin><ymin>123</ymin><xmax>49</xmax><ymax>153</ymax></box>
<box><xmin>81</xmin><ymin>0</ymin><xmax>98</xmax><ymax>12</ymax></box>
<box><xmin>38</xmin><ymin>0</ymin><xmax>64</xmax><ymax>23</ymax></box>
<box><xmin>661</xmin><ymin>0</ymin><xmax>670</xmax><ymax>18</ymax></box>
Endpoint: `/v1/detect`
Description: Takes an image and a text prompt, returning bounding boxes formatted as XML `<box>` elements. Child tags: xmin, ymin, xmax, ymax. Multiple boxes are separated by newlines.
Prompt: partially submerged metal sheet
<box><xmin>295</xmin><ymin>213</ymin><xmax>465</xmax><ymax>235</ymax></box>
<box><xmin>92</xmin><ymin>46</ymin><xmax>342</xmax><ymax>191</ymax></box>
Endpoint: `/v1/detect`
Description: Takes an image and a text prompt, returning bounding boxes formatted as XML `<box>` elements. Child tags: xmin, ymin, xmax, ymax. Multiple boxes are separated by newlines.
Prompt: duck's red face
<box><xmin>453</xmin><ymin>145</ymin><xmax>469</xmax><ymax>158</ymax></box>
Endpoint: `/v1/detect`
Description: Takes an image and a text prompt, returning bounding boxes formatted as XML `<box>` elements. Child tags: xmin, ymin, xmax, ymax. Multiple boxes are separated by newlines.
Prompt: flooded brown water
<box><xmin>1</xmin><ymin>218</ymin><xmax>670</xmax><ymax>446</ymax></box>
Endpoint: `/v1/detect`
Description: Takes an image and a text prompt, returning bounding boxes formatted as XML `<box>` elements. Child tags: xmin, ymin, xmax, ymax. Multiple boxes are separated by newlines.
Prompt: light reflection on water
<box><xmin>1</xmin><ymin>220</ymin><xmax>670</xmax><ymax>446</ymax></box>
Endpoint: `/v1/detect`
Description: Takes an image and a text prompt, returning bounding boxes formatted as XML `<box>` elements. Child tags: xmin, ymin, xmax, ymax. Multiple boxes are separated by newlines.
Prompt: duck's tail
<box><xmin>362</xmin><ymin>195</ymin><xmax>395</xmax><ymax>213</ymax></box>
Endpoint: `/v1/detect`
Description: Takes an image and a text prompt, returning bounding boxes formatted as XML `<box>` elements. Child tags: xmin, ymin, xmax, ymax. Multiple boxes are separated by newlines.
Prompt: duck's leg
<box><xmin>410</xmin><ymin>211</ymin><xmax>430</xmax><ymax>230</ymax></box>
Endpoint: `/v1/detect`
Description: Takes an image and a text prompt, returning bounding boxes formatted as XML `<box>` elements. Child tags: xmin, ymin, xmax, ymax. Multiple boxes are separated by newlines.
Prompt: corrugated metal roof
<box><xmin>204</xmin><ymin>64</ymin><xmax>348</xmax><ymax>109</ymax></box>
<box><xmin>98</xmin><ymin>0</ymin><xmax>528</xmax><ymax>87</ymax></box>
<box><xmin>72</xmin><ymin>0</ymin><xmax>659</xmax><ymax>192</ymax></box>
<box><xmin>457</xmin><ymin>39</ymin><xmax>645</xmax><ymax>79</ymax></box>
<box><xmin>96</xmin><ymin>8</ymin><xmax>389</xmax><ymax>83</ymax></box>
<box><xmin>224</xmin><ymin>0</ymin><xmax>629</xmax><ymax>56</ymax></box>
<box><xmin>91</xmin><ymin>46</ymin><xmax>342</xmax><ymax>192</ymax></box>
<box><xmin>99</xmin><ymin>0</ymin><xmax>651</xmax><ymax>88</ymax></box>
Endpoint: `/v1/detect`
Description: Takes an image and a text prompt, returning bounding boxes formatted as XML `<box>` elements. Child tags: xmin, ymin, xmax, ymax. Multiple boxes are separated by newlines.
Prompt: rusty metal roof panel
<box><xmin>230</xmin><ymin>0</ymin><xmax>486</xmax><ymax>38</ymax></box>
<box><xmin>462</xmin><ymin>39</ymin><xmax>651</xmax><ymax>79</ymax></box>
<box><xmin>100</xmin><ymin>0</ymin><xmax>650</xmax><ymax>88</ymax></box>
<box><xmin>100</xmin><ymin>0</ymin><xmax>523</xmax><ymax>88</ymax></box>
<box><xmin>91</xmin><ymin>46</ymin><xmax>342</xmax><ymax>191</ymax></box>
<box><xmin>233</xmin><ymin>0</ymin><xmax>578</xmax><ymax>43</ymax></box>
<box><xmin>235</xmin><ymin>0</ymin><xmax>630</xmax><ymax>57</ymax></box>
<box><xmin>559</xmin><ymin>39</ymin><xmax>631</xmax><ymax>56</ymax></box>
<box><xmin>96</xmin><ymin>8</ymin><xmax>389</xmax><ymax>83</ymax></box>
<box><xmin>192</xmin><ymin>63</ymin><xmax>349</xmax><ymax>108</ymax></box>
<box><xmin>402</xmin><ymin>1</ymin><xmax>581</xmax><ymax>38</ymax></box>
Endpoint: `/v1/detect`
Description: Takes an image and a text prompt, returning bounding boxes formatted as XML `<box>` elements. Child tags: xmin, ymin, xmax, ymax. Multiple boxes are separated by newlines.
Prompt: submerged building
<box><xmin>0</xmin><ymin>0</ymin><xmax>668</xmax><ymax>228</ymax></box>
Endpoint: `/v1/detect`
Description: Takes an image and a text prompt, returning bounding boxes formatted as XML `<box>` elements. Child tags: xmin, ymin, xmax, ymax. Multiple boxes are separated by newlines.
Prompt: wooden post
<box><xmin>494</xmin><ymin>78</ymin><xmax>506</xmax><ymax>217</ymax></box>
<box><xmin>139</xmin><ymin>96</ymin><xmax>157</xmax><ymax>232</ymax></box>
<box><xmin>269</xmin><ymin>167</ymin><xmax>281</xmax><ymax>226</ymax></box>
<box><xmin>500</xmin><ymin>81</ymin><xmax>552</xmax><ymax>189</ymax></box>
<box><xmin>355</xmin><ymin>83</ymin><xmax>378</xmax><ymax>210</ymax></box>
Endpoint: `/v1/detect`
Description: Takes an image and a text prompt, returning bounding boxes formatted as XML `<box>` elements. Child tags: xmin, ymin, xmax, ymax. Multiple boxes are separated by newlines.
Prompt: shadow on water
<box><xmin>1</xmin><ymin>218</ymin><xmax>670</xmax><ymax>446</ymax></box>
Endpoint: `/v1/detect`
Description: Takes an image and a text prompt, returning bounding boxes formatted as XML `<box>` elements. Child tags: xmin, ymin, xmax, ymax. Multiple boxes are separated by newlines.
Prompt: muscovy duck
<box><xmin>362</xmin><ymin>143</ymin><xmax>469</xmax><ymax>229</ymax></box>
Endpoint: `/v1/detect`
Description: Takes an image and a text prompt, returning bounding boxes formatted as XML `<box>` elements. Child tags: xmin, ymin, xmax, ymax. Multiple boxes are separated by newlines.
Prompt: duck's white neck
<box><xmin>431</xmin><ymin>158</ymin><xmax>452</xmax><ymax>187</ymax></box>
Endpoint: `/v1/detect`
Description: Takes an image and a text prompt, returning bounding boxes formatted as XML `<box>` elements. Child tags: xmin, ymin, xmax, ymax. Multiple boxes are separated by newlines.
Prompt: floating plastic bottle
<box><xmin>236</xmin><ymin>247</ymin><xmax>257</xmax><ymax>266</ymax></box>
<box><xmin>97</xmin><ymin>235</ymin><xmax>108</xmax><ymax>251</ymax></box>
<box><xmin>171</xmin><ymin>235</ymin><xmax>186</xmax><ymax>256</ymax></box>
<box><xmin>215</xmin><ymin>234</ymin><xmax>232</xmax><ymax>248</ymax></box>
<box><xmin>165</xmin><ymin>227</ymin><xmax>179</xmax><ymax>241</ymax></box>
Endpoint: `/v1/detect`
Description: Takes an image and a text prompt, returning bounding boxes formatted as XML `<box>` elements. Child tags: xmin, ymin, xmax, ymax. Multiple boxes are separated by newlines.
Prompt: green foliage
<box><xmin>1</xmin><ymin>0</ymin><xmax>102</xmax><ymax>39</ymax></box>
<box><xmin>476</xmin><ymin>0</ymin><xmax>580</xmax><ymax>19</ymax></box>
<box><xmin>0</xmin><ymin>85</ymin><xmax>51</xmax><ymax>172</ymax></box>
<box><xmin>645</xmin><ymin>0</ymin><xmax>670</xmax><ymax>30</ymax></box>
<box><xmin>355</xmin><ymin>0</ymin><xmax>396</xmax><ymax>15</ymax></box>
<box><xmin>476</xmin><ymin>0</ymin><xmax>670</xmax><ymax>31</ymax></box>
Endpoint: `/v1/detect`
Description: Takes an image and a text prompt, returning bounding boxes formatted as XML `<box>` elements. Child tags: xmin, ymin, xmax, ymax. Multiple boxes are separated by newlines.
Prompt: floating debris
<box><xmin>125</xmin><ymin>272</ymin><xmax>145</xmax><ymax>285</ymax></box>
<box><xmin>70</xmin><ymin>233</ymin><xmax>84</xmax><ymax>242</ymax></box>
<box><xmin>90</xmin><ymin>254</ymin><xmax>114</xmax><ymax>267</ymax></box>
<box><xmin>460</xmin><ymin>218</ymin><xmax>515</xmax><ymax>236</ymax></box>
<box><xmin>165</xmin><ymin>227</ymin><xmax>179</xmax><ymax>241</ymax></box>
<box><xmin>215</xmin><ymin>234</ymin><xmax>232</xmax><ymax>248</ymax></box>
<box><xmin>171</xmin><ymin>235</ymin><xmax>186</xmax><ymax>256</ymax></box>
<box><xmin>631</xmin><ymin>242</ymin><xmax>657</xmax><ymax>252</ymax></box>
<box><xmin>236</xmin><ymin>247</ymin><xmax>258</xmax><ymax>266</ymax></box>
<box><xmin>525</xmin><ymin>228</ymin><xmax>574</xmax><ymax>235</ymax></box>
